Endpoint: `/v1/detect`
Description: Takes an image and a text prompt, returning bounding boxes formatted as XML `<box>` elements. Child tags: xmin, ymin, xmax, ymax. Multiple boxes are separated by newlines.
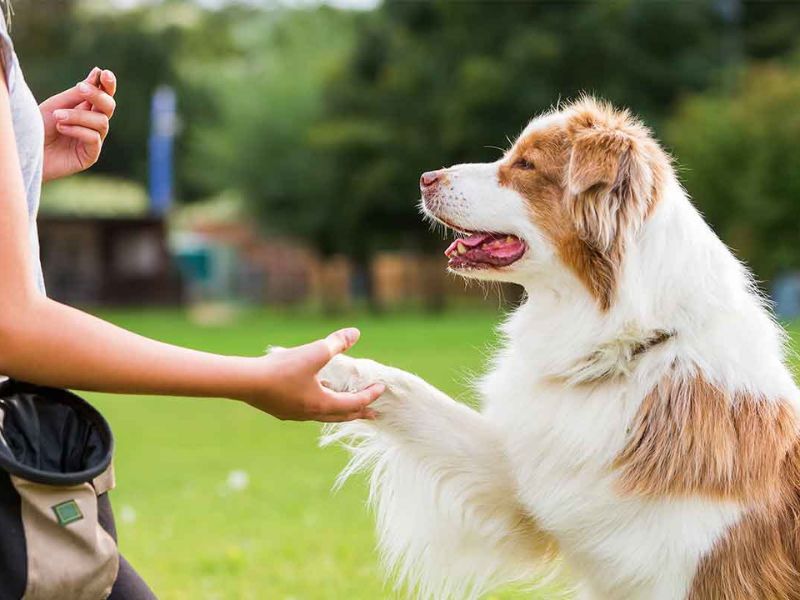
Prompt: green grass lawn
<box><xmin>92</xmin><ymin>309</ymin><xmax>800</xmax><ymax>599</ymax></box>
<box><xmin>89</xmin><ymin>308</ymin><xmax>558</xmax><ymax>600</ymax></box>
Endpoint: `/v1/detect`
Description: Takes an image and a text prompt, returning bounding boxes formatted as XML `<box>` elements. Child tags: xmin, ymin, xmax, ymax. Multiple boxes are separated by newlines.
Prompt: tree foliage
<box><xmin>307</xmin><ymin>0</ymin><xmax>731</xmax><ymax>263</ymax></box>
<box><xmin>14</xmin><ymin>5</ymin><xmax>178</xmax><ymax>184</ymax></box>
<box><xmin>10</xmin><ymin>0</ymin><xmax>800</xmax><ymax>289</ymax></box>
<box><xmin>667</xmin><ymin>61</ymin><xmax>800</xmax><ymax>282</ymax></box>
<box><xmin>180</xmin><ymin>6</ymin><xmax>359</xmax><ymax>252</ymax></box>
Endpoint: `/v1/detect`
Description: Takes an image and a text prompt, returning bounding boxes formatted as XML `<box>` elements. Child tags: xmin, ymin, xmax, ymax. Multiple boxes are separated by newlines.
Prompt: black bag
<box><xmin>0</xmin><ymin>379</ymin><xmax>119</xmax><ymax>600</ymax></box>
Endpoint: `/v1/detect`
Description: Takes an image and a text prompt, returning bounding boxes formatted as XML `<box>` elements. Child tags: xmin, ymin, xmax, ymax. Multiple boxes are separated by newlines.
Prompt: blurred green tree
<box><xmin>667</xmin><ymin>61</ymin><xmax>800</xmax><ymax>283</ymax></box>
<box><xmin>308</xmin><ymin>0</ymin><xmax>730</xmax><ymax>303</ymax></box>
<box><xmin>180</xmin><ymin>5</ymin><xmax>358</xmax><ymax>233</ymax></box>
<box><xmin>12</xmin><ymin>2</ymin><xmax>239</xmax><ymax>200</ymax></box>
<box><xmin>14</xmin><ymin>5</ymin><xmax>179</xmax><ymax>185</ymax></box>
<box><xmin>11</xmin><ymin>0</ymin><xmax>800</xmax><ymax>304</ymax></box>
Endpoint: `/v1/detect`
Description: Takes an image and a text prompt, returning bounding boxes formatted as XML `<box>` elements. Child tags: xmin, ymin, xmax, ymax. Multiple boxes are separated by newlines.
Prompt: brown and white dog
<box><xmin>318</xmin><ymin>97</ymin><xmax>800</xmax><ymax>599</ymax></box>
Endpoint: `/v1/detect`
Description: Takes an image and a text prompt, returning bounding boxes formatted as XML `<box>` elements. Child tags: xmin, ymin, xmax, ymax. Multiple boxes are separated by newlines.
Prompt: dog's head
<box><xmin>420</xmin><ymin>97</ymin><xmax>671</xmax><ymax>310</ymax></box>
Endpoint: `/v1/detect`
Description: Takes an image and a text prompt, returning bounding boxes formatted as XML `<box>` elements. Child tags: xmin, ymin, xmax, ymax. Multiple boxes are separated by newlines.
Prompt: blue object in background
<box><xmin>773</xmin><ymin>273</ymin><xmax>800</xmax><ymax>321</ymax></box>
<box><xmin>148</xmin><ymin>85</ymin><xmax>177</xmax><ymax>215</ymax></box>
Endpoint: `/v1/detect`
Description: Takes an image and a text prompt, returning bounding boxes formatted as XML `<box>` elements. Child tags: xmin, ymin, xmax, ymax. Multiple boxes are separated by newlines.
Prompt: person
<box><xmin>0</xmin><ymin>11</ymin><xmax>384</xmax><ymax>600</ymax></box>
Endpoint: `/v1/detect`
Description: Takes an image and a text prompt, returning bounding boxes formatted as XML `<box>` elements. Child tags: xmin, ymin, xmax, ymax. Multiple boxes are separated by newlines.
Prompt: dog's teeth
<box><xmin>457</xmin><ymin>242</ymin><xmax>467</xmax><ymax>255</ymax></box>
<box><xmin>506</xmin><ymin>236</ymin><xmax>514</xmax><ymax>244</ymax></box>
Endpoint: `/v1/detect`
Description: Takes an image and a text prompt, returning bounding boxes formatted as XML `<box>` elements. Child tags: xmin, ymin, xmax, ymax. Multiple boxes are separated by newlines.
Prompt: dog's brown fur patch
<box><xmin>615</xmin><ymin>372</ymin><xmax>797</xmax><ymax>499</ymax></box>
<box><xmin>499</xmin><ymin>98</ymin><xmax>670</xmax><ymax>310</ymax></box>
<box><xmin>615</xmin><ymin>369</ymin><xmax>800</xmax><ymax>598</ymax></box>
<box><xmin>688</xmin><ymin>440</ymin><xmax>800</xmax><ymax>599</ymax></box>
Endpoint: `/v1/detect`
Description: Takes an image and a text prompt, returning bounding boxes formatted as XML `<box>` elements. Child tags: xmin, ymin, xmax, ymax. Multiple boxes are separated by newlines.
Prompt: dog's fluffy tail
<box><xmin>322</xmin><ymin>420</ymin><xmax>557</xmax><ymax>599</ymax></box>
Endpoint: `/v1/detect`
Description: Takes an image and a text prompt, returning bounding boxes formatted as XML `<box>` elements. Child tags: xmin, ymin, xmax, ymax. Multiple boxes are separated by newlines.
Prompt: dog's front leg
<box><xmin>320</xmin><ymin>355</ymin><xmax>555</xmax><ymax>599</ymax></box>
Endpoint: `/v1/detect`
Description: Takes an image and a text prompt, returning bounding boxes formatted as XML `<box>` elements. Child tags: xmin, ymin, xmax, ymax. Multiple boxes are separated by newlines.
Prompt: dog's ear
<box><xmin>566</xmin><ymin>127</ymin><xmax>651</xmax><ymax>252</ymax></box>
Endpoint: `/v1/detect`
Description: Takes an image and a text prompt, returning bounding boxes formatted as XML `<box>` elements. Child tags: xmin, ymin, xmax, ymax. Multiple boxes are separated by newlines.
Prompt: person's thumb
<box><xmin>324</xmin><ymin>327</ymin><xmax>360</xmax><ymax>358</ymax></box>
<box><xmin>306</xmin><ymin>327</ymin><xmax>360</xmax><ymax>370</ymax></box>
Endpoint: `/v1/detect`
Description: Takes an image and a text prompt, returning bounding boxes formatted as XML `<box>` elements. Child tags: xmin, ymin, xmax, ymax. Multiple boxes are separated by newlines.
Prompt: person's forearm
<box><xmin>0</xmin><ymin>295</ymin><xmax>261</xmax><ymax>399</ymax></box>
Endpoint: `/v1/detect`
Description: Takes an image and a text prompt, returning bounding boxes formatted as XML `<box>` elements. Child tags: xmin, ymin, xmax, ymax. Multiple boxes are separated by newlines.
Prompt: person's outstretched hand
<box><xmin>241</xmin><ymin>328</ymin><xmax>385</xmax><ymax>422</ymax></box>
<box><xmin>40</xmin><ymin>66</ymin><xmax>117</xmax><ymax>182</ymax></box>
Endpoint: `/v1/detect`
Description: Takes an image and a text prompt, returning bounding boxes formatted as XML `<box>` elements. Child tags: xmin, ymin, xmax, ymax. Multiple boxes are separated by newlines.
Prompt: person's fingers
<box><xmin>77</xmin><ymin>81</ymin><xmax>116</xmax><ymax>117</ymax></box>
<box><xmin>40</xmin><ymin>68</ymin><xmax>106</xmax><ymax>112</ymax></box>
<box><xmin>321</xmin><ymin>383</ymin><xmax>385</xmax><ymax>415</ymax></box>
<box><xmin>83</xmin><ymin>66</ymin><xmax>102</xmax><ymax>85</ymax></box>
<box><xmin>99</xmin><ymin>69</ymin><xmax>117</xmax><ymax>97</ymax></box>
<box><xmin>54</xmin><ymin>123</ymin><xmax>102</xmax><ymax>154</ymax></box>
<box><xmin>304</xmin><ymin>327</ymin><xmax>361</xmax><ymax>370</ymax></box>
<box><xmin>361</xmin><ymin>408</ymin><xmax>379</xmax><ymax>420</ymax></box>
<box><xmin>42</xmin><ymin>86</ymin><xmax>85</xmax><ymax>111</ymax></box>
<box><xmin>53</xmin><ymin>109</ymin><xmax>110</xmax><ymax>140</ymax></box>
<box><xmin>316</xmin><ymin>409</ymin><xmax>378</xmax><ymax>423</ymax></box>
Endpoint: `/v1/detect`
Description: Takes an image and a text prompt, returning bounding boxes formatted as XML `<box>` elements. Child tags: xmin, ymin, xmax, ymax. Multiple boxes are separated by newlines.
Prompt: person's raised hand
<box><xmin>40</xmin><ymin>67</ymin><xmax>117</xmax><ymax>182</ymax></box>
<box><xmin>240</xmin><ymin>328</ymin><xmax>385</xmax><ymax>422</ymax></box>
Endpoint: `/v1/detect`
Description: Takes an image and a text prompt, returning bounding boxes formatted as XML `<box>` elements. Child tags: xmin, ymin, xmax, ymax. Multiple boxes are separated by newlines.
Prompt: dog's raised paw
<box><xmin>318</xmin><ymin>354</ymin><xmax>364</xmax><ymax>393</ymax></box>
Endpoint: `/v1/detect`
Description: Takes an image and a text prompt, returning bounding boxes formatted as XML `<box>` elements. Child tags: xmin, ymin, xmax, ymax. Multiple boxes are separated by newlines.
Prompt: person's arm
<box><xmin>0</xmin><ymin>74</ymin><xmax>383</xmax><ymax>423</ymax></box>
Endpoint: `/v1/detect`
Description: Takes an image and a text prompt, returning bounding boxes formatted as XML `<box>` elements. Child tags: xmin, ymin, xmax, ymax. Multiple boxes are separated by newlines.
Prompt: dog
<box><xmin>318</xmin><ymin>97</ymin><xmax>800</xmax><ymax>600</ymax></box>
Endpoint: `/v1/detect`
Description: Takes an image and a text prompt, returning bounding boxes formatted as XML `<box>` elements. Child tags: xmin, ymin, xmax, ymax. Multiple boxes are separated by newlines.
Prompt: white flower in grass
<box><xmin>225</xmin><ymin>469</ymin><xmax>250</xmax><ymax>492</ymax></box>
<box><xmin>119</xmin><ymin>505</ymin><xmax>137</xmax><ymax>525</ymax></box>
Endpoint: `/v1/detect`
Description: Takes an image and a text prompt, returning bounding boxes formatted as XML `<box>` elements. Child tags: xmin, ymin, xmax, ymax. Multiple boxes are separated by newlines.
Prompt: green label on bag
<box><xmin>52</xmin><ymin>499</ymin><xmax>83</xmax><ymax>526</ymax></box>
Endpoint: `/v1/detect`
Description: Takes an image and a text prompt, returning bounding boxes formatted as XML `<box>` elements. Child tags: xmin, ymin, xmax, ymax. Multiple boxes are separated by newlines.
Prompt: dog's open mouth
<box><xmin>444</xmin><ymin>232</ymin><xmax>526</xmax><ymax>269</ymax></box>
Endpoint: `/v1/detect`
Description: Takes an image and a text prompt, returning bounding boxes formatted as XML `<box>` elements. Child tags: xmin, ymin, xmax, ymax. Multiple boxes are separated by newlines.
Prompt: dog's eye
<box><xmin>513</xmin><ymin>158</ymin><xmax>534</xmax><ymax>170</ymax></box>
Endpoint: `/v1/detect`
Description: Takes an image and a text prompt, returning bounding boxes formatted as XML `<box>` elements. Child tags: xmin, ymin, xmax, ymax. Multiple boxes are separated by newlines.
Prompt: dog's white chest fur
<box><xmin>482</xmin><ymin>348</ymin><xmax>742</xmax><ymax>600</ymax></box>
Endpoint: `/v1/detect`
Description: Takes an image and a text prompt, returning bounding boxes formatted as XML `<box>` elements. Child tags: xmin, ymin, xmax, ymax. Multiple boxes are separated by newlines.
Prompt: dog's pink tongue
<box><xmin>484</xmin><ymin>236</ymin><xmax>526</xmax><ymax>258</ymax></box>
<box><xmin>445</xmin><ymin>233</ymin><xmax>492</xmax><ymax>256</ymax></box>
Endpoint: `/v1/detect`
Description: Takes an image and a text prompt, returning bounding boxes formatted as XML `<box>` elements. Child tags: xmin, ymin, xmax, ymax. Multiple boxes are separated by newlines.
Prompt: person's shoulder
<box><xmin>0</xmin><ymin>12</ymin><xmax>11</xmax><ymax>42</ymax></box>
<box><xmin>0</xmin><ymin>15</ymin><xmax>15</xmax><ymax>90</ymax></box>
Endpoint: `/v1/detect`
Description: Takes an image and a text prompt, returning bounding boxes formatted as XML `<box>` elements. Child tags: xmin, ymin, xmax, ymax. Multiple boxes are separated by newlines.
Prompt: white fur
<box><xmin>320</xmin><ymin>111</ymin><xmax>800</xmax><ymax>599</ymax></box>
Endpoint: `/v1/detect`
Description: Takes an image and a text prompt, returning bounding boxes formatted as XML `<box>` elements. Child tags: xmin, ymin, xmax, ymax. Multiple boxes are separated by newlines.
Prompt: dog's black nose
<box><xmin>420</xmin><ymin>170</ymin><xmax>442</xmax><ymax>189</ymax></box>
